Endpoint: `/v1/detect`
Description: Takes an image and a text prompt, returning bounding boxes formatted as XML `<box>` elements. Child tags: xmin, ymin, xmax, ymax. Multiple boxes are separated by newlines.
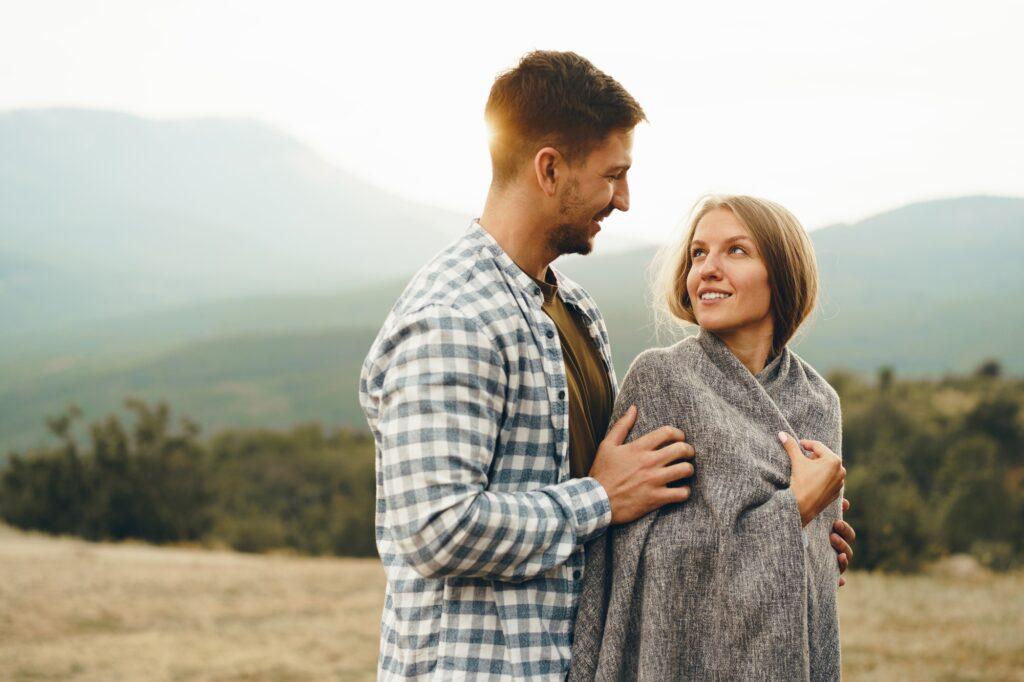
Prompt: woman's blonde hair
<box><xmin>654</xmin><ymin>194</ymin><xmax>819</xmax><ymax>357</ymax></box>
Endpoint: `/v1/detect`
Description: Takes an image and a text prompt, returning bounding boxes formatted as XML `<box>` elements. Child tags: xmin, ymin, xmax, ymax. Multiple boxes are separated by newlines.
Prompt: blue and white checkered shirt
<box><xmin>359</xmin><ymin>221</ymin><xmax>618</xmax><ymax>680</ymax></box>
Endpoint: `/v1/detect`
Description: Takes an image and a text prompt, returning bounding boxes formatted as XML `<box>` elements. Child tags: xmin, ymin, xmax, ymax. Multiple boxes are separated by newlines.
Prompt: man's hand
<box><xmin>833</xmin><ymin>498</ymin><xmax>855</xmax><ymax>586</ymax></box>
<box><xmin>778</xmin><ymin>433</ymin><xmax>845</xmax><ymax>527</ymax></box>
<box><xmin>588</xmin><ymin>405</ymin><xmax>695</xmax><ymax>525</ymax></box>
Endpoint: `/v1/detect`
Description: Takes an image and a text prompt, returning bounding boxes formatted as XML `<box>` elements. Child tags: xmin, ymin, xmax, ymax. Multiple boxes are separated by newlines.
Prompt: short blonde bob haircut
<box><xmin>655</xmin><ymin>194</ymin><xmax>819</xmax><ymax>357</ymax></box>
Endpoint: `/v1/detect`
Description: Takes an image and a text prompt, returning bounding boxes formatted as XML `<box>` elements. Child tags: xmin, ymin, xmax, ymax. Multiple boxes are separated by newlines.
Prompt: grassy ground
<box><xmin>2</xmin><ymin>525</ymin><xmax>1022</xmax><ymax>681</ymax></box>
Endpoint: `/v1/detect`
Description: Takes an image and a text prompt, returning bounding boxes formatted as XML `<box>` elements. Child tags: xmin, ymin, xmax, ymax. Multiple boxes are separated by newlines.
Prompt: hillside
<box><xmin>0</xmin><ymin>327</ymin><xmax>378</xmax><ymax>454</ymax></box>
<box><xmin>2</xmin><ymin>188</ymin><xmax>1022</xmax><ymax>453</ymax></box>
<box><xmin>559</xmin><ymin>195</ymin><xmax>1024</xmax><ymax>375</ymax></box>
<box><xmin>0</xmin><ymin>108</ymin><xmax>467</xmax><ymax>333</ymax></box>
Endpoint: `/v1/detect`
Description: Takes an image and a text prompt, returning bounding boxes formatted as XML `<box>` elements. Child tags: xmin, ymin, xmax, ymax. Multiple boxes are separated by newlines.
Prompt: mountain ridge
<box><xmin>0</xmin><ymin>108</ymin><xmax>470</xmax><ymax>333</ymax></box>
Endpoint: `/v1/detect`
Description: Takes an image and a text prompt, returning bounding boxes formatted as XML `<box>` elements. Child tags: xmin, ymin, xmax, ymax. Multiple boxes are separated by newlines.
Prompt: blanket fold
<box><xmin>569</xmin><ymin>330</ymin><xmax>842</xmax><ymax>681</ymax></box>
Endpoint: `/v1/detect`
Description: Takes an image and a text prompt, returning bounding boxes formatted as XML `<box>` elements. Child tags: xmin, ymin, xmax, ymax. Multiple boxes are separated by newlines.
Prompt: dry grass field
<box><xmin>2</xmin><ymin>523</ymin><xmax>1022</xmax><ymax>681</ymax></box>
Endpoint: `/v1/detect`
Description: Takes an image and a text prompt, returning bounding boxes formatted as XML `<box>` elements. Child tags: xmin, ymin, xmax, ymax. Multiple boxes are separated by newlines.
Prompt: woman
<box><xmin>570</xmin><ymin>195</ymin><xmax>845</xmax><ymax>681</ymax></box>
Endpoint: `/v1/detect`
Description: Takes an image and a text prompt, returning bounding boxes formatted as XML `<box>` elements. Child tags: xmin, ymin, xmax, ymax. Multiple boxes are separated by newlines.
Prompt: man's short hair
<box><xmin>485</xmin><ymin>51</ymin><xmax>646</xmax><ymax>186</ymax></box>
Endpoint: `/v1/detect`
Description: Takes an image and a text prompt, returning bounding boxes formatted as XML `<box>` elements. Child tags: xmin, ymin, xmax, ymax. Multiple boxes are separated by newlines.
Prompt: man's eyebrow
<box><xmin>605</xmin><ymin>163</ymin><xmax>631</xmax><ymax>173</ymax></box>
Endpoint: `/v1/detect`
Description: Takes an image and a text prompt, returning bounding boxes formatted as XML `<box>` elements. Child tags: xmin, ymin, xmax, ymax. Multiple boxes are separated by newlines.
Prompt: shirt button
<box><xmin>558</xmin><ymin>390</ymin><xmax>566</xmax><ymax>400</ymax></box>
<box><xmin>534</xmin><ymin>288</ymin><xmax>541</xmax><ymax>296</ymax></box>
<box><xmin>573</xmin><ymin>570</ymin><xmax>582</xmax><ymax>581</ymax></box>
<box><xmin>546</xmin><ymin>330</ymin><xmax>554</xmax><ymax>339</ymax></box>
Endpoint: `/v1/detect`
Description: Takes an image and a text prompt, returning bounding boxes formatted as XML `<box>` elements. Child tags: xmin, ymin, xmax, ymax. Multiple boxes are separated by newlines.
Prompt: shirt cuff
<box><xmin>548</xmin><ymin>476</ymin><xmax>612</xmax><ymax>545</ymax></box>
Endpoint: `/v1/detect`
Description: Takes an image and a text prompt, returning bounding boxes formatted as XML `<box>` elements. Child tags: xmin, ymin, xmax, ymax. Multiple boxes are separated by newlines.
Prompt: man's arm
<box><xmin>374</xmin><ymin>305</ymin><xmax>611</xmax><ymax>582</ymax></box>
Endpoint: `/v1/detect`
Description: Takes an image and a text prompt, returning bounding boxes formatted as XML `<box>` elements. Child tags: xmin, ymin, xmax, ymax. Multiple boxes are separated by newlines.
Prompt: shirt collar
<box><xmin>468</xmin><ymin>219</ymin><xmax>591</xmax><ymax>310</ymax></box>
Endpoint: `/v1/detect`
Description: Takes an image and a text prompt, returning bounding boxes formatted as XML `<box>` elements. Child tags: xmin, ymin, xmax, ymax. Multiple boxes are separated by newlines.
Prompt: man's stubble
<box><xmin>552</xmin><ymin>177</ymin><xmax>597</xmax><ymax>257</ymax></box>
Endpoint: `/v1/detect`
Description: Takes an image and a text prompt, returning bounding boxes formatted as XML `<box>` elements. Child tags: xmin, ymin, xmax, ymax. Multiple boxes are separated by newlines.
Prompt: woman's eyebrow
<box><xmin>690</xmin><ymin>234</ymin><xmax>752</xmax><ymax>247</ymax></box>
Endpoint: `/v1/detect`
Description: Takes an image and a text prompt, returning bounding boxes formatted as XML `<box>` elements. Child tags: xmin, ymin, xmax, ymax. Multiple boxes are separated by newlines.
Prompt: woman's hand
<box><xmin>777</xmin><ymin>432</ymin><xmax>845</xmax><ymax>527</ymax></box>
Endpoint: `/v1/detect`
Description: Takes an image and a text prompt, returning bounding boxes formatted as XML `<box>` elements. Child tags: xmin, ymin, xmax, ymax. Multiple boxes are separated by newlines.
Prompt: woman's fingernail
<box><xmin>777</xmin><ymin>431</ymin><xmax>789</xmax><ymax>444</ymax></box>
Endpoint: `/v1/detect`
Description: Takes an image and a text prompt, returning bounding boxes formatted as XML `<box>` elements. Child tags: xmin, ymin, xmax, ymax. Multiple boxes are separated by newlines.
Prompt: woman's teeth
<box><xmin>700</xmin><ymin>292</ymin><xmax>732</xmax><ymax>300</ymax></box>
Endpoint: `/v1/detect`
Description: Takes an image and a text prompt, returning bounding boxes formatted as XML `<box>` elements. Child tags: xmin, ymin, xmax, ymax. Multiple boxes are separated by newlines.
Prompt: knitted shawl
<box><xmin>569</xmin><ymin>330</ymin><xmax>842</xmax><ymax>681</ymax></box>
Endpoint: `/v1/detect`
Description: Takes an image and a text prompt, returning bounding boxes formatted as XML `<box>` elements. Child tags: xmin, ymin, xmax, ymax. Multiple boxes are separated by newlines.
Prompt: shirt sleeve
<box><xmin>373</xmin><ymin>305</ymin><xmax>611</xmax><ymax>581</ymax></box>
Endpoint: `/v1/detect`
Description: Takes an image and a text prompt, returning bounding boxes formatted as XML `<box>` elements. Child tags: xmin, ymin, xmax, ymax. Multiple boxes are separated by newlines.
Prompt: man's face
<box><xmin>551</xmin><ymin>129</ymin><xmax>633</xmax><ymax>256</ymax></box>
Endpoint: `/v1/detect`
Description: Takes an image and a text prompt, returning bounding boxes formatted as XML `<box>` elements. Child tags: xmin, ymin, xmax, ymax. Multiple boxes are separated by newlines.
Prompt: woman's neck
<box><xmin>716</xmin><ymin>324</ymin><xmax>774</xmax><ymax>375</ymax></box>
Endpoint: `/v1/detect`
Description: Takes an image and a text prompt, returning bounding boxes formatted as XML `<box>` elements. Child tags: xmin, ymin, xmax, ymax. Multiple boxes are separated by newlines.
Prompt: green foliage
<box><xmin>206</xmin><ymin>424</ymin><xmax>375</xmax><ymax>556</ymax></box>
<box><xmin>836</xmin><ymin>371</ymin><xmax>1024</xmax><ymax>572</ymax></box>
<box><xmin>0</xmin><ymin>399</ymin><xmax>376</xmax><ymax>557</ymax></box>
<box><xmin>975</xmin><ymin>359</ymin><xmax>1003</xmax><ymax>379</ymax></box>
<box><xmin>1</xmin><ymin>400</ymin><xmax>212</xmax><ymax>543</ymax></box>
<box><xmin>843</xmin><ymin>456</ymin><xmax>932</xmax><ymax>573</ymax></box>
<box><xmin>3</xmin><ymin>368</ymin><xmax>1023</xmax><ymax>570</ymax></box>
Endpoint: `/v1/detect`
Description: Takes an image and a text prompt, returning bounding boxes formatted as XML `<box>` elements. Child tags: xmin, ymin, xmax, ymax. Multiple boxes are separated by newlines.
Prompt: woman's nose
<box><xmin>700</xmin><ymin>254</ymin><xmax>723</xmax><ymax>278</ymax></box>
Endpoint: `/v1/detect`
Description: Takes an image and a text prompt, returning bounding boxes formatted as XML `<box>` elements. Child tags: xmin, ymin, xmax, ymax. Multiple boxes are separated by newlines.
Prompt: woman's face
<box><xmin>685</xmin><ymin>207</ymin><xmax>773</xmax><ymax>339</ymax></box>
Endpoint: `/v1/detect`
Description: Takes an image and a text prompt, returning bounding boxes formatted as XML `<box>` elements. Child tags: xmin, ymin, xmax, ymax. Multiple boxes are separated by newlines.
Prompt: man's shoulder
<box><xmin>393</xmin><ymin>228</ymin><xmax>507</xmax><ymax>318</ymax></box>
<box><xmin>370</xmin><ymin>226</ymin><xmax>527</xmax><ymax>361</ymax></box>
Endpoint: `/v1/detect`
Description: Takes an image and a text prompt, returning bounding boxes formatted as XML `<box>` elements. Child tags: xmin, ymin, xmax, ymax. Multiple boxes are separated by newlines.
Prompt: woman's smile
<box><xmin>697</xmin><ymin>288</ymin><xmax>733</xmax><ymax>304</ymax></box>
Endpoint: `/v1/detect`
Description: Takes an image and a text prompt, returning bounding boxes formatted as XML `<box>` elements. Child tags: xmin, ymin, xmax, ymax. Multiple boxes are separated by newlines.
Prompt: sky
<box><xmin>2</xmin><ymin>0</ymin><xmax>1022</xmax><ymax>245</ymax></box>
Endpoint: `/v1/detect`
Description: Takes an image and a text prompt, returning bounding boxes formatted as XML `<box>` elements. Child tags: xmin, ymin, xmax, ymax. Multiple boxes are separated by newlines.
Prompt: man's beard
<box><xmin>551</xmin><ymin>178</ymin><xmax>607</xmax><ymax>257</ymax></box>
<box><xmin>550</xmin><ymin>222</ymin><xmax>593</xmax><ymax>256</ymax></box>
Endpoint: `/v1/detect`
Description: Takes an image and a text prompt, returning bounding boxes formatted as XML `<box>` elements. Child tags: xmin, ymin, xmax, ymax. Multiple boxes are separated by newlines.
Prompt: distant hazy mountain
<box><xmin>1</xmin><ymin>154</ymin><xmax>1021</xmax><ymax>455</ymax></box>
<box><xmin>559</xmin><ymin>195</ymin><xmax>1024</xmax><ymax>375</ymax></box>
<box><xmin>0</xmin><ymin>108</ymin><xmax>468</xmax><ymax>333</ymax></box>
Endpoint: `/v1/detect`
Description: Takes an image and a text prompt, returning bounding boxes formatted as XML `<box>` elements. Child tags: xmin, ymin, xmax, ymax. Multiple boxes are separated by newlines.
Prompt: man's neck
<box><xmin>479</xmin><ymin>187</ymin><xmax>557</xmax><ymax>281</ymax></box>
<box><xmin>717</xmin><ymin>323</ymin><xmax>774</xmax><ymax>376</ymax></box>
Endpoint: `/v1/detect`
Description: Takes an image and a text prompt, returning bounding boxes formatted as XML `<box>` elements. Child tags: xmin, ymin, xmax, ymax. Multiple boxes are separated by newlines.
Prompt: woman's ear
<box><xmin>533</xmin><ymin>147</ymin><xmax>562</xmax><ymax>197</ymax></box>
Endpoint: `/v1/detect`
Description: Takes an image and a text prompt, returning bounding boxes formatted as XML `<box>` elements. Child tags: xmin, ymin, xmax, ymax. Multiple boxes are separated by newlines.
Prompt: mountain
<box><xmin>0</xmin><ymin>108</ymin><xmax>468</xmax><ymax>333</ymax></box>
<box><xmin>2</xmin><ymin>181</ymin><xmax>1021</xmax><ymax>454</ymax></box>
<box><xmin>791</xmin><ymin>195</ymin><xmax>1024</xmax><ymax>372</ymax></box>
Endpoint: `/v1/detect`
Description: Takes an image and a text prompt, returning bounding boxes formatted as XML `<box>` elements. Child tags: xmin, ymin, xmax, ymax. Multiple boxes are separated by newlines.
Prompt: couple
<box><xmin>359</xmin><ymin>51</ymin><xmax>855</xmax><ymax>681</ymax></box>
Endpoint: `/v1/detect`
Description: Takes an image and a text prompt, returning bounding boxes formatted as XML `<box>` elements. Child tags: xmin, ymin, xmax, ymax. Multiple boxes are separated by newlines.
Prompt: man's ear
<box><xmin>532</xmin><ymin>147</ymin><xmax>563</xmax><ymax>198</ymax></box>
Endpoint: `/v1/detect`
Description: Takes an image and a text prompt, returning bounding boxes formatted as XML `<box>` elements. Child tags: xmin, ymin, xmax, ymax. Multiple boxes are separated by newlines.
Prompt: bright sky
<box><xmin>2</xmin><ymin>0</ymin><xmax>1021</xmax><ymax>245</ymax></box>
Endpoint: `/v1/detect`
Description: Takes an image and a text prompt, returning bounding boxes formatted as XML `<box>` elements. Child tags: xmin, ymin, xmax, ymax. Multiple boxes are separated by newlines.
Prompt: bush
<box><xmin>969</xmin><ymin>541</ymin><xmax>1017</xmax><ymax>572</ymax></box>
<box><xmin>4</xmin><ymin>369</ymin><xmax>1024</xmax><ymax>570</ymax></box>
<box><xmin>843</xmin><ymin>455</ymin><xmax>933</xmax><ymax>573</ymax></box>
<box><xmin>0</xmin><ymin>400</ymin><xmax>377</xmax><ymax>557</ymax></box>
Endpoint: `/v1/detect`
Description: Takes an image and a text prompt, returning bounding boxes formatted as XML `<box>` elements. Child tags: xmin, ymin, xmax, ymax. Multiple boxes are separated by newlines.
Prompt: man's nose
<box><xmin>612</xmin><ymin>177</ymin><xmax>630</xmax><ymax>212</ymax></box>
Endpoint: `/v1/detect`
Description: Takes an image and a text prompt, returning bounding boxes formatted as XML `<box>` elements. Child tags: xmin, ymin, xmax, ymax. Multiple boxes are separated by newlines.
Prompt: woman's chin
<box><xmin>695</xmin><ymin>315</ymin><xmax>732</xmax><ymax>333</ymax></box>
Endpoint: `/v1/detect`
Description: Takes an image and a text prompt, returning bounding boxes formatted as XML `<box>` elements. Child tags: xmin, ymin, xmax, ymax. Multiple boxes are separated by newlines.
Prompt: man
<box><xmin>359</xmin><ymin>51</ymin><xmax>856</xmax><ymax>680</ymax></box>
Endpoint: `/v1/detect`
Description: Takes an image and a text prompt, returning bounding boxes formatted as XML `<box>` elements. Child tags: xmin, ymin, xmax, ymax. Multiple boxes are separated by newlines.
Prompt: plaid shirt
<box><xmin>359</xmin><ymin>221</ymin><xmax>618</xmax><ymax>680</ymax></box>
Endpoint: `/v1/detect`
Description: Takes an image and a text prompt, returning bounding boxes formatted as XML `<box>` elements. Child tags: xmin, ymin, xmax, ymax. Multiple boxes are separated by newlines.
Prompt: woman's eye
<box><xmin>729</xmin><ymin>246</ymin><xmax>746</xmax><ymax>255</ymax></box>
<box><xmin>691</xmin><ymin>248</ymin><xmax>705</xmax><ymax>258</ymax></box>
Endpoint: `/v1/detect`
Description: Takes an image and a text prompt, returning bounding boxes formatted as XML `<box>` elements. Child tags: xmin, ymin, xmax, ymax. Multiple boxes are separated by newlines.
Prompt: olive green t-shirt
<box><xmin>533</xmin><ymin>270</ymin><xmax>614</xmax><ymax>479</ymax></box>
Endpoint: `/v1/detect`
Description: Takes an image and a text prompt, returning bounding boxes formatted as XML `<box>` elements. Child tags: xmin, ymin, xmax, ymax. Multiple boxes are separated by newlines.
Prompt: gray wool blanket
<box><xmin>569</xmin><ymin>330</ymin><xmax>842</xmax><ymax>681</ymax></box>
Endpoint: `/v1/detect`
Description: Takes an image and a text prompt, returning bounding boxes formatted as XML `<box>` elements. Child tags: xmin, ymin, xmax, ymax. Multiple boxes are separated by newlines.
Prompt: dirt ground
<box><xmin>2</xmin><ymin>525</ymin><xmax>1022</xmax><ymax>680</ymax></box>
